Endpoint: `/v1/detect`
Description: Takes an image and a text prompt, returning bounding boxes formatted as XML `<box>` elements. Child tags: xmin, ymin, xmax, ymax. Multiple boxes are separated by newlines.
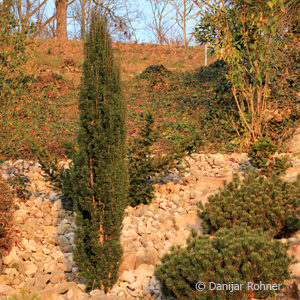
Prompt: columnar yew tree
<box><xmin>72</xmin><ymin>11</ymin><xmax>128</xmax><ymax>292</ymax></box>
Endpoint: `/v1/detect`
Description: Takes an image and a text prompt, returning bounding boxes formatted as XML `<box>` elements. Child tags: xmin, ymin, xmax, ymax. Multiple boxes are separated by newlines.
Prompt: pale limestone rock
<box><xmin>120</xmin><ymin>270</ymin><xmax>136</xmax><ymax>284</ymax></box>
<box><xmin>119</xmin><ymin>252</ymin><xmax>136</xmax><ymax>273</ymax></box>
<box><xmin>14</xmin><ymin>209</ymin><xmax>28</xmax><ymax>219</ymax></box>
<box><xmin>89</xmin><ymin>289</ymin><xmax>105</xmax><ymax>297</ymax></box>
<box><xmin>2</xmin><ymin>247</ymin><xmax>20</xmax><ymax>266</ymax></box>
<box><xmin>51</xmin><ymin>250</ymin><xmax>64</xmax><ymax>262</ymax></box>
<box><xmin>39</xmin><ymin>282</ymin><xmax>81</xmax><ymax>300</ymax></box>
<box><xmin>174</xmin><ymin>214</ymin><xmax>201</xmax><ymax>230</ymax></box>
<box><xmin>134</xmin><ymin>264</ymin><xmax>154</xmax><ymax>278</ymax></box>
<box><xmin>57</xmin><ymin>235</ymin><xmax>70</xmax><ymax>248</ymax></box>
<box><xmin>3</xmin><ymin>268</ymin><xmax>18</xmax><ymax>277</ymax></box>
<box><xmin>0</xmin><ymin>284</ymin><xmax>14</xmax><ymax>295</ymax></box>
<box><xmin>24</xmin><ymin>262</ymin><xmax>38</xmax><ymax>276</ymax></box>
<box><xmin>51</xmin><ymin>199</ymin><xmax>62</xmax><ymax>212</ymax></box>
<box><xmin>290</xmin><ymin>263</ymin><xmax>300</xmax><ymax>277</ymax></box>
<box><xmin>42</xmin><ymin>247</ymin><xmax>51</xmax><ymax>255</ymax></box>
<box><xmin>50</xmin><ymin>271</ymin><xmax>65</xmax><ymax>284</ymax></box>
<box><xmin>128</xmin><ymin>281</ymin><xmax>142</xmax><ymax>291</ymax></box>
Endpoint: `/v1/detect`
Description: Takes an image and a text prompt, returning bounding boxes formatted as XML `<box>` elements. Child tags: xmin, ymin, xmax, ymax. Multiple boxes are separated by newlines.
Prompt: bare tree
<box><xmin>146</xmin><ymin>0</ymin><xmax>169</xmax><ymax>44</ymax></box>
<box><xmin>67</xmin><ymin>0</ymin><xmax>141</xmax><ymax>41</ymax></box>
<box><xmin>170</xmin><ymin>0</ymin><xmax>194</xmax><ymax>47</ymax></box>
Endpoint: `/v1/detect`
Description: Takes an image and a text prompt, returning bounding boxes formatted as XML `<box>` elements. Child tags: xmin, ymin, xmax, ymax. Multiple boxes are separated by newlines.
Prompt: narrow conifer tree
<box><xmin>71</xmin><ymin>11</ymin><xmax>128</xmax><ymax>292</ymax></box>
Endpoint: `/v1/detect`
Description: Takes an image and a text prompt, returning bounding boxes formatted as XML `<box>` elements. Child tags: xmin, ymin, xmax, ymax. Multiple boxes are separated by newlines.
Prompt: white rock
<box><xmin>128</xmin><ymin>281</ymin><xmax>142</xmax><ymax>290</ymax></box>
<box><xmin>51</xmin><ymin>251</ymin><xmax>64</xmax><ymax>262</ymax></box>
<box><xmin>120</xmin><ymin>271</ymin><xmax>136</xmax><ymax>284</ymax></box>
<box><xmin>0</xmin><ymin>284</ymin><xmax>14</xmax><ymax>295</ymax></box>
<box><xmin>24</xmin><ymin>263</ymin><xmax>38</xmax><ymax>276</ymax></box>
<box><xmin>52</xmin><ymin>199</ymin><xmax>62</xmax><ymax>211</ymax></box>
<box><xmin>134</xmin><ymin>264</ymin><xmax>154</xmax><ymax>278</ymax></box>
<box><xmin>3</xmin><ymin>247</ymin><xmax>18</xmax><ymax>265</ymax></box>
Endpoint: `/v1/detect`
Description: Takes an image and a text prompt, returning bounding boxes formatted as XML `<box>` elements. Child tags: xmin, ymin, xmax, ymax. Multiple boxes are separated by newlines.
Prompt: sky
<box><xmin>44</xmin><ymin>0</ymin><xmax>199</xmax><ymax>45</ymax></box>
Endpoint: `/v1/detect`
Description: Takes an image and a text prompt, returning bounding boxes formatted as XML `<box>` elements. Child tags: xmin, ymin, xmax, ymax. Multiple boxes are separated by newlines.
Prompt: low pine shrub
<box><xmin>198</xmin><ymin>171</ymin><xmax>300</xmax><ymax>238</ymax></box>
<box><xmin>155</xmin><ymin>225</ymin><xmax>292</xmax><ymax>300</ymax></box>
<box><xmin>0</xmin><ymin>178</ymin><xmax>14</xmax><ymax>256</ymax></box>
<box><xmin>248</xmin><ymin>137</ymin><xmax>290</xmax><ymax>176</ymax></box>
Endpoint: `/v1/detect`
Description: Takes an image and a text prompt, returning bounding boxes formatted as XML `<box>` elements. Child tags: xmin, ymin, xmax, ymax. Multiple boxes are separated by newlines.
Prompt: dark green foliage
<box><xmin>139</xmin><ymin>64</ymin><xmax>171</xmax><ymax>79</ymax></box>
<box><xmin>128</xmin><ymin>112</ymin><xmax>158</xmax><ymax>207</ymax></box>
<box><xmin>128</xmin><ymin>112</ymin><xmax>189</xmax><ymax>207</ymax></box>
<box><xmin>198</xmin><ymin>171</ymin><xmax>300</xmax><ymax>238</ymax></box>
<box><xmin>155</xmin><ymin>225</ymin><xmax>292</xmax><ymax>300</ymax></box>
<box><xmin>66</xmin><ymin>13</ymin><xmax>127</xmax><ymax>292</ymax></box>
<box><xmin>248</xmin><ymin>137</ymin><xmax>290</xmax><ymax>176</ymax></box>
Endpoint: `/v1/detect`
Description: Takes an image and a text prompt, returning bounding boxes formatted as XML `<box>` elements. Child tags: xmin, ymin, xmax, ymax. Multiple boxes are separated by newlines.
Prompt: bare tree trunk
<box><xmin>182</xmin><ymin>0</ymin><xmax>186</xmax><ymax>47</ymax></box>
<box><xmin>56</xmin><ymin>0</ymin><xmax>68</xmax><ymax>40</ymax></box>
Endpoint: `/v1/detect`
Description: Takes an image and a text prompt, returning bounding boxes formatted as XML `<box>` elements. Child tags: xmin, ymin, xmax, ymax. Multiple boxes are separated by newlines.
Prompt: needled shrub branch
<box><xmin>198</xmin><ymin>171</ymin><xmax>300</xmax><ymax>238</ymax></box>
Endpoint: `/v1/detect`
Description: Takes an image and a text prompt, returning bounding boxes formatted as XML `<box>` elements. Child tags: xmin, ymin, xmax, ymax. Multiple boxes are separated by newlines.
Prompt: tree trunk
<box><xmin>56</xmin><ymin>0</ymin><xmax>68</xmax><ymax>40</ymax></box>
<box><xmin>182</xmin><ymin>0</ymin><xmax>186</xmax><ymax>47</ymax></box>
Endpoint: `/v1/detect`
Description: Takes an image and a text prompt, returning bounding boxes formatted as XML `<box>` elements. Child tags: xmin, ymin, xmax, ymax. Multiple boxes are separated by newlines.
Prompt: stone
<box><xmin>134</xmin><ymin>264</ymin><xmax>154</xmax><ymax>278</ymax></box>
<box><xmin>286</xmin><ymin>126</ymin><xmax>300</xmax><ymax>153</ymax></box>
<box><xmin>50</xmin><ymin>271</ymin><xmax>65</xmax><ymax>284</ymax></box>
<box><xmin>76</xmin><ymin>293</ymin><xmax>90</xmax><ymax>300</ymax></box>
<box><xmin>52</xmin><ymin>199</ymin><xmax>62</xmax><ymax>211</ymax></box>
<box><xmin>39</xmin><ymin>282</ymin><xmax>81</xmax><ymax>300</ymax></box>
<box><xmin>34</xmin><ymin>273</ymin><xmax>51</xmax><ymax>288</ymax></box>
<box><xmin>128</xmin><ymin>281</ymin><xmax>142</xmax><ymax>290</ymax></box>
<box><xmin>174</xmin><ymin>214</ymin><xmax>201</xmax><ymax>230</ymax></box>
<box><xmin>93</xmin><ymin>296</ymin><xmax>125</xmax><ymax>300</ymax></box>
<box><xmin>135</xmin><ymin>250</ymin><xmax>159</xmax><ymax>268</ymax></box>
<box><xmin>2</xmin><ymin>247</ymin><xmax>19</xmax><ymax>265</ymax></box>
<box><xmin>22</xmin><ymin>239</ymin><xmax>39</xmax><ymax>252</ymax></box>
<box><xmin>24</xmin><ymin>262</ymin><xmax>38</xmax><ymax>276</ymax></box>
<box><xmin>44</xmin><ymin>260</ymin><xmax>57</xmax><ymax>273</ymax></box>
<box><xmin>57</xmin><ymin>235</ymin><xmax>70</xmax><ymax>248</ymax></box>
<box><xmin>51</xmin><ymin>250</ymin><xmax>64</xmax><ymax>262</ymax></box>
<box><xmin>90</xmin><ymin>289</ymin><xmax>105</xmax><ymax>297</ymax></box>
<box><xmin>14</xmin><ymin>209</ymin><xmax>28</xmax><ymax>219</ymax></box>
<box><xmin>290</xmin><ymin>263</ymin><xmax>300</xmax><ymax>277</ymax></box>
<box><xmin>119</xmin><ymin>252</ymin><xmax>136</xmax><ymax>273</ymax></box>
<box><xmin>288</xmin><ymin>241</ymin><xmax>300</xmax><ymax>262</ymax></box>
<box><xmin>0</xmin><ymin>284</ymin><xmax>14</xmax><ymax>295</ymax></box>
<box><xmin>120</xmin><ymin>271</ymin><xmax>136</xmax><ymax>284</ymax></box>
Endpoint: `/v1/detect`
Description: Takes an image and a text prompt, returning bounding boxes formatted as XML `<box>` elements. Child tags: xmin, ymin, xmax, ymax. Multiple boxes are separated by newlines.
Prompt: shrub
<box><xmin>248</xmin><ymin>137</ymin><xmax>290</xmax><ymax>176</ymax></box>
<box><xmin>0</xmin><ymin>178</ymin><xmax>14</xmax><ymax>256</ymax></box>
<box><xmin>155</xmin><ymin>225</ymin><xmax>292</xmax><ymax>300</ymax></box>
<box><xmin>198</xmin><ymin>171</ymin><xmax>300</xmax><ymax>238</ymax></box>
<box><xmin>128</xmin><ymin>112</ymin><xmax>158</xmax><ymax>207</ymax></box>
<box><xmin>128</xmin><ymin>112</ymin><xmax>189</xmax><ymax>207</ymax></box>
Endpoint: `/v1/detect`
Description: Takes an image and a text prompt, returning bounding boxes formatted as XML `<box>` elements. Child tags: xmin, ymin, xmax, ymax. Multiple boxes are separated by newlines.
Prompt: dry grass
<box><xmin>29</xmin><ymin>39</ymin><xmax>214</xmax><ymax>84</ymax></box>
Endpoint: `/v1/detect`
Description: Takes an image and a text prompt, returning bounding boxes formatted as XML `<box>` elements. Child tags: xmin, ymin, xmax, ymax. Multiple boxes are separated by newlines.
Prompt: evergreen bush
<box><xmin>155</xmin><ymin>225</ymin><xmax>292</xmax><ymax>300</ymax></box>
<box><xmin>128</xmin><ymin>112</ymin><xmax>158</xmax><ymax>207</ymax></box>
<box><xmin>198</xmin><ymin>171</ymin><xmax>300</xmax><ymax>238</ymax></box>
<box><xmin>248</xmin><ymin>137</ymin><xmax>290</xmax><ymax>176</ymax></box>
<box><xmin>127</xmin><ymin>112</ymin><xmax>189</xmax><ymax>207</ymax></box>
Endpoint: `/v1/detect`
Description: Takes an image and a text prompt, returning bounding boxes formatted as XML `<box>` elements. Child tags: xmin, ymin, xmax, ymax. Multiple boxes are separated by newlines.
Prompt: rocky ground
<box><xmin>0</xmin><ymin>153</ymin><xmax>300</xmax><ymax>300</ymax></box>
